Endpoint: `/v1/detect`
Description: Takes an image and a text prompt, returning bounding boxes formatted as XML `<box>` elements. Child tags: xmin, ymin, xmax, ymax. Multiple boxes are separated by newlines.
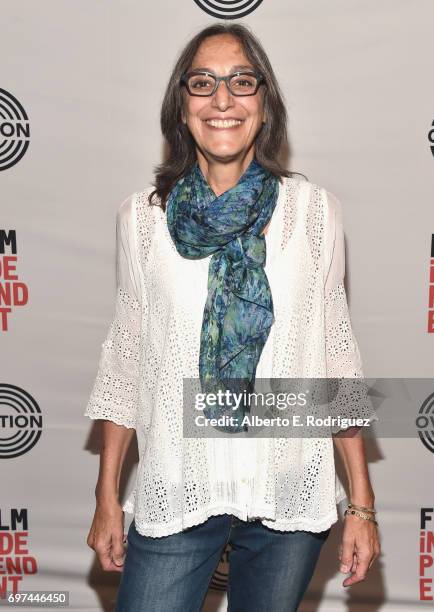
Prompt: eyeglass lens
<box><xmin>187</xmin><ymin>73</ymin><xmax>259</xmax><ymax>96</ymax></box>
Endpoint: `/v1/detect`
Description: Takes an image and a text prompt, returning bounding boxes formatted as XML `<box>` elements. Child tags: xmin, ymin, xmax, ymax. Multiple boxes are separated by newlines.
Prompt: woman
<box><xmin>85</xmin><ymin>22</ymin><xmax>381</xmax><ymax>612</ymax></box>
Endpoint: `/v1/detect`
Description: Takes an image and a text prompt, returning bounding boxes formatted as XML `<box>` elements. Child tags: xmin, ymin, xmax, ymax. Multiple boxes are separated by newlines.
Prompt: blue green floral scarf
<box><xmin>166</xmin><ymin>157</ymin><xmax>279</xmax><ymax>433</ymax></box>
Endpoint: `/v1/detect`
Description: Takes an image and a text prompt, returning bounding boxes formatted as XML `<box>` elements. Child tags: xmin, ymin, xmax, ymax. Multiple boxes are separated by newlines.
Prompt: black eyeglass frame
<box><xmin>180</xmin><ymin>70</ymin><xmax>266</xmax><ymax>97</ymax></box>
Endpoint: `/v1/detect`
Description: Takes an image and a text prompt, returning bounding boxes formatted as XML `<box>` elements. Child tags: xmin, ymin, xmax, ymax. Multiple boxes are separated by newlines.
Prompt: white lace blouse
<box><xmin>84</xmin><ymin>175</ymin><xmax>376</xmax><ymax>538</ymax></box>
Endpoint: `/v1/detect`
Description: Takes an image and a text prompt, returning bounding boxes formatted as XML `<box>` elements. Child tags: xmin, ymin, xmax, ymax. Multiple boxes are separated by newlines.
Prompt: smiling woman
<box><xmin>84</xmin><ymin>21</ymin><xmax>380</xmax><ymax>612</ymax></box>
<box><xmin>182</xmin><ymin>37</ymin><xmax>266</xmax><ymax>168</ymax></box>
<box><xmin>151</xmin><ymin>24</ymin><xmax>291</xmax><ymax>205</ymax></box>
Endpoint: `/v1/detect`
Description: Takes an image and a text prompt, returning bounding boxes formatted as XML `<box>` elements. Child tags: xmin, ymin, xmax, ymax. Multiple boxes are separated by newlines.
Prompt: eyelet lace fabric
<box><xmin>84</xmin><ymin>176</ymin><xmax>377</xmax><ymax>537</ymax></box>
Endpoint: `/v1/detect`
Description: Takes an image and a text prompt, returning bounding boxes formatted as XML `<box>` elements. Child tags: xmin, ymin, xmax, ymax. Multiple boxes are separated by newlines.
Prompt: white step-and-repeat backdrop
<box><xmin>2</xmin><ymin>1</ymin><xmax>433</xmax><ymax>610</ymax></box>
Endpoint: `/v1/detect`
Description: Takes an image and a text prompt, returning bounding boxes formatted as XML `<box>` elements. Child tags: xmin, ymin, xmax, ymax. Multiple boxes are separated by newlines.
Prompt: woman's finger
<box><xmin>339</xmin><ymin>535</ymin><xmax>355</xmax><ymax>573</ymax></box>
<box><xmin>350</xmin><ymin>552</ymin><xmax>357</xmax><ymax>573</ymax></box>
<box><xmin>344</xmin><ymin>550</ymin><xmax>371</xmax><ymax>586</ymax></box>
<box><xmin>111</xmin><ymin>530</ymin><xmax>126</xmax><ymax>568</ymax></box>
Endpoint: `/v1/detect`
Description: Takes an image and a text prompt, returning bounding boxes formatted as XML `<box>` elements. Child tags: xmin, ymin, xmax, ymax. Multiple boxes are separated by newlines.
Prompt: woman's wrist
<box><xmin>349</xmin><ymin>486</ymin><xmax>375</xmax><ymax>508</ymax></box>
<box><xmin>95</xmin><ymin>480</ymin><xmax>119</xmax><ymax>505</ymax></box>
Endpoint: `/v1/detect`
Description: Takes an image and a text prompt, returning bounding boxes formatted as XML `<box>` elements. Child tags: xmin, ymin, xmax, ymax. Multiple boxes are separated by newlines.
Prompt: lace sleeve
<box><xmin>83</xmin><ymin>194</ymin><xmax>143</xmax><ymax>430</ymax></box>
<box><xmin>323</xmin><ymin>190</ymin><xmax>378</xmax><ymax>431</ymax></box>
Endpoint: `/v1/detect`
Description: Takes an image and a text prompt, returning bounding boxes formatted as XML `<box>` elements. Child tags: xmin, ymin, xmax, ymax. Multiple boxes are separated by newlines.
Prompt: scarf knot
<box><xmin>224</xmin><ymin>234</ymin><xmax>265</xmax><ymax>270</ymax></box>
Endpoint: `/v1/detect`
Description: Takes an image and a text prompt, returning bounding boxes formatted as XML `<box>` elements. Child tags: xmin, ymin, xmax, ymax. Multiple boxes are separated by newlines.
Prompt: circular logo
<box><xmin>429</xmin><ymin>120</ymin><xmax>434</xmax><ymax>157</ymax></box>
<box><xmin>0</xmin><ymin>88</ymin><xmax>30</xmax><ymax>171</ymax></box>
<box><xmin>0</xmin><ymin>384</ymin><xmax>42</xmax><ymax>458</ymax></box>
<box><xmin>416</xmin><ymin>392</ymin><xmax>434</xmax><ymax>454</ymax></box>
<box><xmin>193</xmin><ymin>0</ymin><xmax>264</xmax><ymax>19</ymax></box>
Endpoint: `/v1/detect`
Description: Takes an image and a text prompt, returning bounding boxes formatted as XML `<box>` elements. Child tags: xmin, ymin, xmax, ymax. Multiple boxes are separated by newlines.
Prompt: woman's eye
<box><xmin>190</xmin><ymin>78</ymin><xmax>213</xmax><ymax>89</ymax></box>
<box><xmin>230</xmin><ymin>75</ymin><xmax>258</xmax><ymax>93</ymax></box>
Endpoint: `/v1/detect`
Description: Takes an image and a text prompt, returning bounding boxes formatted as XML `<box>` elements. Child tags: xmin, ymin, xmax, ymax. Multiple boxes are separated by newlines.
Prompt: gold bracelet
<box><xmin>345</xmin><ymin>508</ymin><xmax>378</xmax><ymax>525</ymax></box>
<box><xmin>348</xmin><ymin>502</ymin><xmax>376</xmax><ymax>514</ymax></box>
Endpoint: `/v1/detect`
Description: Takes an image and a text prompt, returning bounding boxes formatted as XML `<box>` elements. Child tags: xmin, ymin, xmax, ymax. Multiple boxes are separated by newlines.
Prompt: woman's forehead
<box><xmin>191</xmin><ymin>36</ymin><xmax>251</xmax><ymax>70</ymax></box>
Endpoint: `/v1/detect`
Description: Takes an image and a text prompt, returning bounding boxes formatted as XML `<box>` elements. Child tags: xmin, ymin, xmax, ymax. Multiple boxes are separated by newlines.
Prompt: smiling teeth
<box><xmin>206</xmin><ymin>119</ymin><xmax>243</xmax><ymax>128</ymax></box>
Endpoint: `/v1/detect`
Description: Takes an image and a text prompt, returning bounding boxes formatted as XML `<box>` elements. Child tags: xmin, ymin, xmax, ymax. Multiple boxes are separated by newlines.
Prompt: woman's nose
<box><xmin>212</xmin><ymin>80</ymin><xmax>233</xmax><ymax>109</ymax></box>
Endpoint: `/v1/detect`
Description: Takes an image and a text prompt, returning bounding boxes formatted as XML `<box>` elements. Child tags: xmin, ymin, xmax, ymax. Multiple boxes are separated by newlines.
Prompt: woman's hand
<box><xmin>86</xmin><ymin>500</ymin><xmax>127</xmax><ymax>573</ymax></box>
<box><xmin>338</xmin><ymin>513</ymin><xmax>381</xmax><ymax>587</ymax></box>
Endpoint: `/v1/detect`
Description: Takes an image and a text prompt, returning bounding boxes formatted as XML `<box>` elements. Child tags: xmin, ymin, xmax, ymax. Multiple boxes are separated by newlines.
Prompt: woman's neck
<box><xmin>196</xmin><ymin>150</ymin><xmax>255</xmax><ymax>197</ymax></box>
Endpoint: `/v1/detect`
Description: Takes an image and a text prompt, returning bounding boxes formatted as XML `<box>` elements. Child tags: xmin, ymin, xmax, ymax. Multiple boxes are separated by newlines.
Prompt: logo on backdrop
<box><xmin>0</xmin><ymin>509</ymin><xmax>37</xmax><ymax>596</ymax></box>
<box><xmin>0</xmin><ymin>89</ymin><xmax>30</xmax><ymax>171</ymax></box>
<box><xmin>419</xmin><ymin>508</ymin><xmax>434</xmax><ymax>601</ymax></box>
<box><xmin>429</xmin><ymin>120</ymin><xmax>434</xmax><ymax>157</ymax></box>
<box><xmin>416</xmin><ymin>392</ymin><xmax>434</xmax><ymax>455</ymax></box>
<box><xmin>428</xmin><ymin>234</ymin><xmax>434</xmax><ymax>333</ymax></box>
<box><xmin>193</xmin><ymin>0</ymin><xmax>264</xmax><ymax>19</ymax></box>
<box><xmin>0</xmin><ymin>229</ymin><xmax>29</xmax><ymax>331</ymax></box>
<box><xmin>0</xmin><ymin>384</ymin><xmax>42</xmax><ymax>459</ymax></box>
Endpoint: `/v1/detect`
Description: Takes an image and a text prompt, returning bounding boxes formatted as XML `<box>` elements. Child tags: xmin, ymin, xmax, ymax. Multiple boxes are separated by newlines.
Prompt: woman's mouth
<box><xmin>203</xmin><ymin>119</ymin><xmax>244</xmax><ymax>129</ymax></box>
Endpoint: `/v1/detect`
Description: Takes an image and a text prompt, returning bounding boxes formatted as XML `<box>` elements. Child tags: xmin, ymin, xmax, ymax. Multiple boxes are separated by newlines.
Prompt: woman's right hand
<box><xmin>86</xmin><ymin>500</ymin><xmax>127</xmax><ymax>573</ymax></box>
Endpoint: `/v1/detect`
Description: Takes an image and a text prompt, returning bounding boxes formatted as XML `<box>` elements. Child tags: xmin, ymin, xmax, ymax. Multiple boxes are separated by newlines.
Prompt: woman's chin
<box><xmin>204</xmin><ymin>146</ymin><xmax>248</xmax><ymax>162</ymax></box>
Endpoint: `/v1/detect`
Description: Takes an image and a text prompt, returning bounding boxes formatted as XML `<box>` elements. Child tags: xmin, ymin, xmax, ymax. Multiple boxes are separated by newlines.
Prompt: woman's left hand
<box><xmin>338</xmin><ymin>513</ymin><xmax>381</xmax><ymax>587</ymax></box>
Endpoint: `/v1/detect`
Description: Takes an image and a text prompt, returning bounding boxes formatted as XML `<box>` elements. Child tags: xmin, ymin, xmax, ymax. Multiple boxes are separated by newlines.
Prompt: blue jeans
<box><xmin>115</xmin><ymin>514</ymin><xmax>331</xmax><ymax>612</ymax></box>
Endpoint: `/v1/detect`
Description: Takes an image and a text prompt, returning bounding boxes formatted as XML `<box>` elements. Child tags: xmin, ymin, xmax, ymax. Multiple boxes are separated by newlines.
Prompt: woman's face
<box><xmin>181</xmin><ymin>34</ymin><xmax>266</xmax><ymax>163</ymax></box>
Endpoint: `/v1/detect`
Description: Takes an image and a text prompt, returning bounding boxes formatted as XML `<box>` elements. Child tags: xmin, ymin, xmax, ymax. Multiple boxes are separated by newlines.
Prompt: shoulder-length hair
<box><xmin>149</xmin><ymin>22</ymin><xmax>292</xmax><ymax>211</ymax></box>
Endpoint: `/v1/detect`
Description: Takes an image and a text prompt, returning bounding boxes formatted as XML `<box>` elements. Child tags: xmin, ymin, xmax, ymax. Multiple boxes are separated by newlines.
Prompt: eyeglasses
<box><xmin>180</xmin><ymin>70</ymin><xmax>265</xmax><ymax>97</ymax></box>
